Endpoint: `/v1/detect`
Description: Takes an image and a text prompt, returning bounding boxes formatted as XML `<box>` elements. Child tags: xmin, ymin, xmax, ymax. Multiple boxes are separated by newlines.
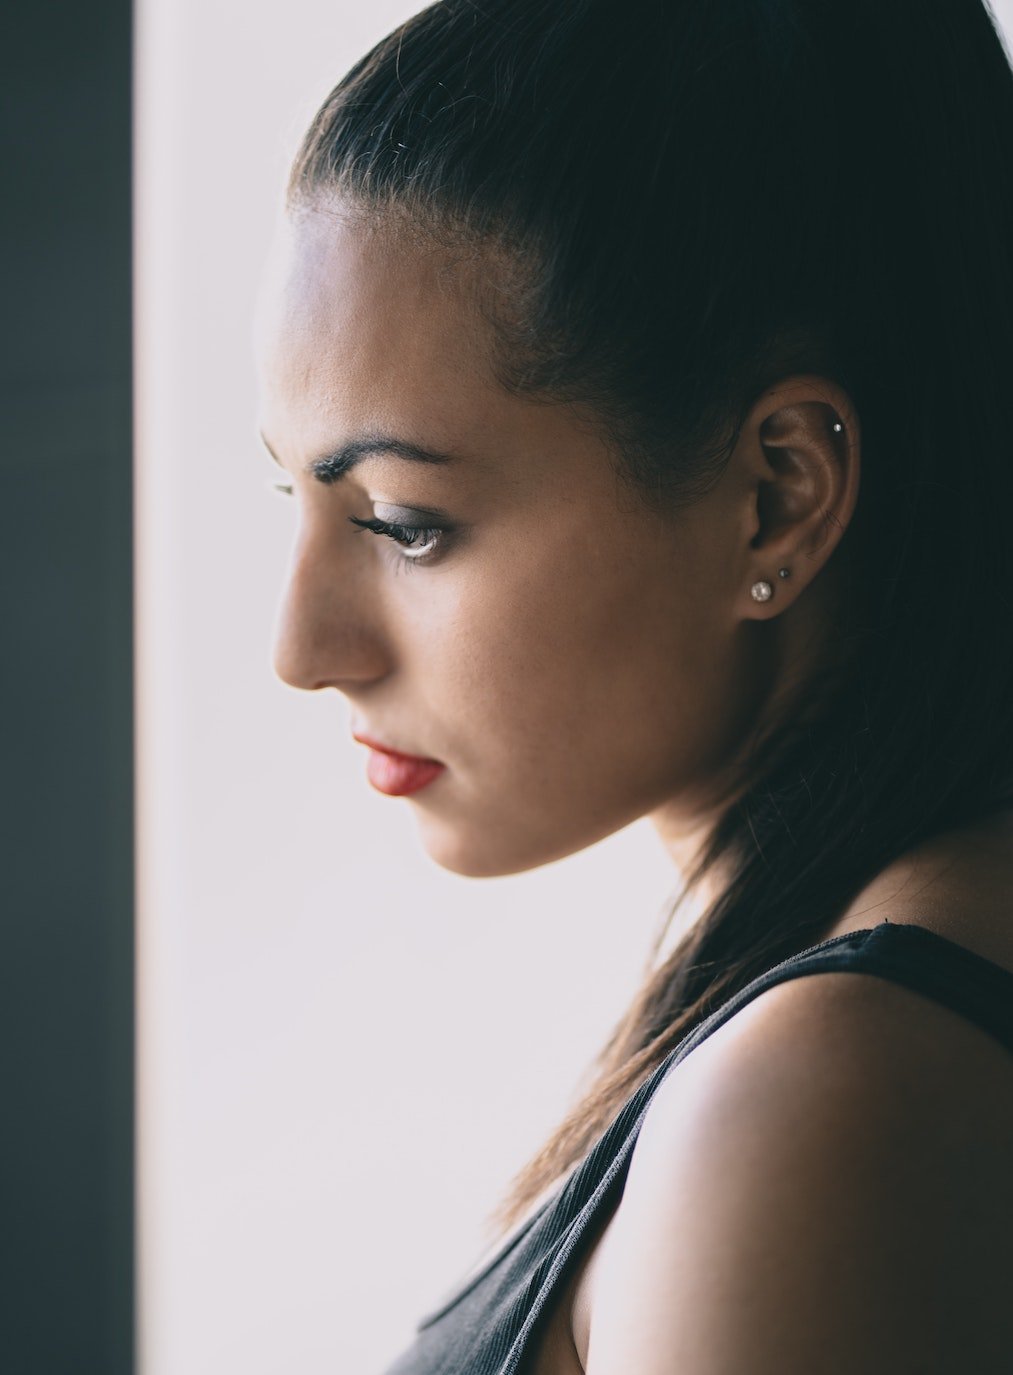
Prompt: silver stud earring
<box><xmin>750</xmin><ymin>580</ymin><xmax>773</xmax><ymax>602</ymax></box>
<box><xmin>832</xmin><ymin>421</ymin><xmax>843</xmax><ymax>433</ymax></box>
<box><xmin>778</xmin><ymin>566</ymin><xmax>791</xmax><ymax>579</ymax></box>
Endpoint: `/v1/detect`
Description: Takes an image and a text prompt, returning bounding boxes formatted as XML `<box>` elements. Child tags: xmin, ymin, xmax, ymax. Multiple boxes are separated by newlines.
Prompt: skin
<box><xmin>255</xmin><ymin>201</ymin><xmax>860</xmax><ymax>879</ymax></box>
<box><xmin>255</xmin><ymin>201</ymin><xmax>1013</xmax><ymax>1372</ymax></box>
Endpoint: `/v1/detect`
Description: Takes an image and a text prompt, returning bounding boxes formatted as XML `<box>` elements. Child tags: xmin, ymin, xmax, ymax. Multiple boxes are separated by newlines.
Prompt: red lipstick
<box><xmin>352</xmin><ymin>733</ymin><xmax>446</xmax><ymax>797</ymax></box>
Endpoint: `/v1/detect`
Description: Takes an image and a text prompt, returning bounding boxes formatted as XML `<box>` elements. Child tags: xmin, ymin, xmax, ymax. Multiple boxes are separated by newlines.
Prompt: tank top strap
<box><xmin>657</xmin><ymin>920</ymin><xmax>1013</xmax><ymax>1092</ymax></box>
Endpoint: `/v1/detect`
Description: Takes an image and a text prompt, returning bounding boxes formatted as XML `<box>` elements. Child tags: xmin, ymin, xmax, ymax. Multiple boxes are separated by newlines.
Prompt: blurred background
<box><xmin>134</xmin><ymin>3</ymin><xmax>677</xmax><ymax>1371</ymax></box>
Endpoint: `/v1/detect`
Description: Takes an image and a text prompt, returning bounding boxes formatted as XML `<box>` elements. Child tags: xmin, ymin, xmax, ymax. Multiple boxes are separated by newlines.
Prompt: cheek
<box><xmin>416</xmin><ymin>535</ymin><xmax>725</xmax><ymax>787</ymax></box>
<box><xmin>410</xmin><ymin>574</ymin><xmax>731</xmax><ymax>879</ymax></box>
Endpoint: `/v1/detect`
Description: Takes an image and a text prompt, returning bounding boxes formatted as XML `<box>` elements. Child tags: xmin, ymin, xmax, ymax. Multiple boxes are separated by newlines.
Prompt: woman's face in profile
<box><xmin>254</xmin><ymin>203</ymin><xmax>764</xmax><ymax>877</ymax></box>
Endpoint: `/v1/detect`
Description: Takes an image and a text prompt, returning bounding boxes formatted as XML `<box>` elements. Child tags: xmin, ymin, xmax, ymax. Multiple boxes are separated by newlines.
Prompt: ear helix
<box><xmin>750</xmin><ymin>417</ymin><xmax>843</xmax><ymax>604</ymax></box>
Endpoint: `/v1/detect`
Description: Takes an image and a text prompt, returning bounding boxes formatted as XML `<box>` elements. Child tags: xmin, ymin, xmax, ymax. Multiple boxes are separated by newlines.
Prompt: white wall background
<box><xmin>134</xmin><ymin>5</ymin><xmax>678</xmax><ymax>1372</ymax></box>
<box><xmin>134</xmin><ymin>3</ymin><xmax>1013</xmax><ymax>1372</ymax></box>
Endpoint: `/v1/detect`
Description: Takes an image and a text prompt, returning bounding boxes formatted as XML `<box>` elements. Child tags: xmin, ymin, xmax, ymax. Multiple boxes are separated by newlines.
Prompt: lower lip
<box><xmin>365</xmin><ymin>749</ymin><xmax>446</xmax><ymax>797</ymax></box>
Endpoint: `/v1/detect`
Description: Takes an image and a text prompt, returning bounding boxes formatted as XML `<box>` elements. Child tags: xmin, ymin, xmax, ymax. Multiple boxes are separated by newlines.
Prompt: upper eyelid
<box><xmin>268</xmin><ymin>483</ymin><xmax>447</xmax><ymax>556</ymax></box>
<box><xmin>266</xmin><ymin>470</ymin><xmax>452</xmax><ymax>525</ymax></box>
<box><xmin>348</xmin><ymin>514</ymin><xmax>442</xmax><ymax>534</ymax></box>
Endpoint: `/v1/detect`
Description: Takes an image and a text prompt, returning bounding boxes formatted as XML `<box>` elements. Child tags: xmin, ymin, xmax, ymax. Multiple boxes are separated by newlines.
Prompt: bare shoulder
<box><xmin>581</xmin><ymin>968</ymin><xmax>1013</xmax><ymax>1375</ymax></box>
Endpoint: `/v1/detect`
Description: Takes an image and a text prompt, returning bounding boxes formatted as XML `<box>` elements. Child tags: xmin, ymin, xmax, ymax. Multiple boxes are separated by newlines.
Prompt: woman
<box><xmin>254</xmin><ymin>0</ymin><xmax>1013</xmax><ymax>1369</ymax></box>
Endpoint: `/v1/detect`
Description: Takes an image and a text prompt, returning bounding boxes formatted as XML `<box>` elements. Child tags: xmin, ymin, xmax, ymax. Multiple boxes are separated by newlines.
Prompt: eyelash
<box><xmin>270</xmin><ymin>482</ymin><xmax>446</xmax><ymax>566</ymax></box>
<box><xmin>347</xmin><ymin>515</ymin><xmax>446</xmax><ymax>564</ymax></box>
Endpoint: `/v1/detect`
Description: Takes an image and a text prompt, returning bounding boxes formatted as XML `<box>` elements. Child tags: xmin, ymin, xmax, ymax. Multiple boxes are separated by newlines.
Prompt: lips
<box><xmin>352</xmin><ymin>733</ymin><xmax>445</xmax><ymax>797</ymax></box>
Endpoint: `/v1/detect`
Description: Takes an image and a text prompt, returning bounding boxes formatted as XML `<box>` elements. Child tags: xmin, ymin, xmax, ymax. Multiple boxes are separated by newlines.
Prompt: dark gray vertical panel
<box><xmin>1</xmin><ymin>1</ymin><xmax>135</xmax><ymax>1371</ymax></box>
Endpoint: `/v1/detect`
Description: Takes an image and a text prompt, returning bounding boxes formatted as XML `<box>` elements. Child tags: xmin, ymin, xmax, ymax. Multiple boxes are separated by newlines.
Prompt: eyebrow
<box><xmin>259</xmin><ymin>431</ymin><xmax>458</xmax><ymax>483</ymax></box>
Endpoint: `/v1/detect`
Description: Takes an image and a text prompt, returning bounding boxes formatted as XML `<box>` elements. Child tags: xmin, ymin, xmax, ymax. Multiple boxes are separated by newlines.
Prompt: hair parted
<box><xmin>287</xmin><ymin>0</ymin><xmax>1013</xmax><ymax>1235</ymax></box>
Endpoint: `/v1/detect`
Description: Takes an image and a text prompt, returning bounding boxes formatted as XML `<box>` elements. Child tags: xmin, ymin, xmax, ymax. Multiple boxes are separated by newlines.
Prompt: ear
<box><xmin>736</xmin><ymin>375</ymin><xmax>861</xmax><ymax>618</ymax></box>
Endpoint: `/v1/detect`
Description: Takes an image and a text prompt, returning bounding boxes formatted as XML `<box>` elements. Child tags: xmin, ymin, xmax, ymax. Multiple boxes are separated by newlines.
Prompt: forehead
<box><xmin>254</xmin><ymin>204</ymin><xmax>503</xmax><ymax>455</ymax></box>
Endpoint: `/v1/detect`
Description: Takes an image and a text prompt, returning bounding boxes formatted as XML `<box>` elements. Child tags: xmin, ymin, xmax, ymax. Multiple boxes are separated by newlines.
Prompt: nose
<box><xmin>271</xmin><ymin>529</ymin><xmax>391</xmax><ymax>693</ymax></box>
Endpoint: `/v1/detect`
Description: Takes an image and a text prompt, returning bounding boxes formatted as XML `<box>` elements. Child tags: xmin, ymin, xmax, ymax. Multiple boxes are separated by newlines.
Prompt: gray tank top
<box><xmin>382</xmin><ymin>920</ymin><xmax>1013</xmax><ymax>1374</ymax></box>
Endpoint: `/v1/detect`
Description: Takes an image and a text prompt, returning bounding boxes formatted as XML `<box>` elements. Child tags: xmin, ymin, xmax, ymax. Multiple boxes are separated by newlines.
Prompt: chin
<box><xmin>411</xmin><ymin>806</ymin><xmax>623</xmax><ymax>879</ymax></box>
<box><xmin>414</xmin><ymin>820</ymin><xmax>546</xmax><ymax>878</ymax></box>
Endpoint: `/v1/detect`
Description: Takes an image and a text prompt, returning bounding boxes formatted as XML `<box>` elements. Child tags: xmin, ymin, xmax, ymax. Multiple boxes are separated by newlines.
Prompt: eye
<box><xmin>266</xmin><ymin>482</ymin><xmax>449</xmax><ymax>565</ymax></box>
<box><xmin>347</xmin><ymin>514</ymin><xmax>446</xmax><ymax>564</ymax></box>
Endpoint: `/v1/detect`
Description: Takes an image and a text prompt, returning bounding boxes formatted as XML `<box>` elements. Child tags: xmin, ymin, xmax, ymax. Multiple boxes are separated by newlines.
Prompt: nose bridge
<box><xmin>272</xmin><ymin>526</ymin><xmax>389</xmax><ymax>692</ymax></box>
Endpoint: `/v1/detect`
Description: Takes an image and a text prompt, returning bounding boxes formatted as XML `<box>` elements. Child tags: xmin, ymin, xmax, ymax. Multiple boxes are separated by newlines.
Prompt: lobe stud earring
<box><xmin>751</xmin><ymin>567</ymin><xmax>791</xmax><ymax>602</ymax></box>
